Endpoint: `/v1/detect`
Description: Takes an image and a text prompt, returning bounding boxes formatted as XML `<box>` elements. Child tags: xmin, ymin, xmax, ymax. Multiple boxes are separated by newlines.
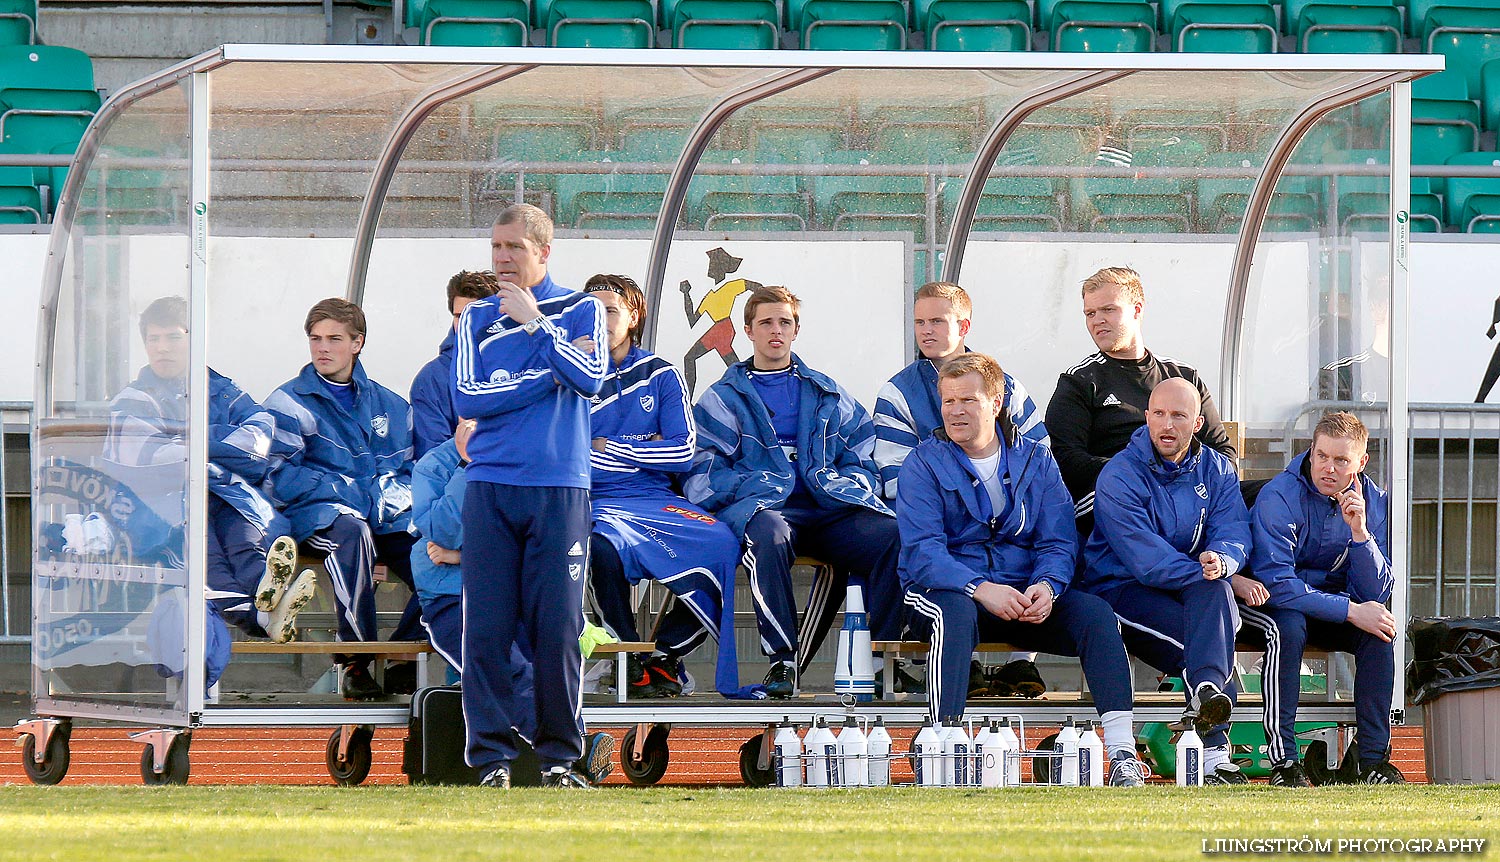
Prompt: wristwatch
<box><xmin>522</xmin><ymin>315</ymin><xmax>545</xmax><ymax>334</ymax></box>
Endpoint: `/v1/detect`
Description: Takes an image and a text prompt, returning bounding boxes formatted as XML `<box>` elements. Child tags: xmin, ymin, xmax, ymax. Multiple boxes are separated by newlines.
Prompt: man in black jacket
<box><xmin>1045</xmin><ymin>266</ymin><xmax>1238</xmax><ymax>536</ymax></box>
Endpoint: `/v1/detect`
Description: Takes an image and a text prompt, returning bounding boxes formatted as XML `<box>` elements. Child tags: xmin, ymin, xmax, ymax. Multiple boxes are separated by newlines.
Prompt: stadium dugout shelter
<box><xmin>19</xmin><ymin>46</ymin><xmax>1440</xmax><ymax>786</ymax></box>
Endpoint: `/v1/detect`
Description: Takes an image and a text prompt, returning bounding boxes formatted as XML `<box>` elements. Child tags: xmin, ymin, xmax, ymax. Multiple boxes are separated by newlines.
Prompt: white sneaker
<box><xmin>255</xmin><ymin>536</ymin><xmax>299</xmax><ymax>612</ymax></box>
<box><xmin>266</xmin><ymin>569</ymin><xmax>316</xmax><ymax>643</ymax></box>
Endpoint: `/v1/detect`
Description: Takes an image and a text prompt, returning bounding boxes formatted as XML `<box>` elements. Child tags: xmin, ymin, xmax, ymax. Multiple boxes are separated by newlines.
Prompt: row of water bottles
<box><xmin>776</xmin><ymin>716</ymin><xmax>892</xmax><ymax>787</ymax></box>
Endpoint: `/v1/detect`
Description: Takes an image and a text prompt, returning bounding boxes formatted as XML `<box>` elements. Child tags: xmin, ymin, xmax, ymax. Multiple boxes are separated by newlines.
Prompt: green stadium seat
<box><xmin>871</xmin><ymin>121</ymin><xmax>977</xmax><ymax>163</ymax></box>
<box><xmin>1050</xmin><ymin>0</ymin><xmax>1156</xmax><ymax>51</ymax></box>
<box><xmin>495</xmin><ymin>122</ymin><xmax>595</xmax><ymax>160</ymax></box>
<box><xmin>556</xmin><ymin>170</ymin><xmax>668</xmax><ymax>229</ymax></box>
<box><xmin>1422</xmin><ymin>3</ymin><xmax>1500</xmax><ymax>44</ymax></box>
<box><xmin>1428</xmin><ymin>14</ymin><xmax>1500</xmax><ymax>98</ymax></box>
<box><xmin>813</xmin><ymin>154</ymin><xmax>925</xmax><ymax>229</ymax></box>
<box><xmin>0</xmin><ymin>164</ymin><xmax>39</xmax><ymax>223</ymax></box>
<box><xmin>0</xmin><ymin>0</ymin><xmax>36</xmax><ymax>45</ymax></box>
<box><xmin>747</xmin><ymin>123</ymin><xmax>848</xmax><ymax>162</ymax></box>
<box><xmin>1283</xmin><ymin>0</ymin><xmax>1388</xmax><ymax>29</ymax></box>
<box><xmin>944</xmin><ymin>177</ymin><xmax>1064</xmax><ymax>231</ymax></box>
<box><xmin>1400</xmin><ymin>0</ymin><xmax>1449</xmax><ymax>37</ymax></box>
<box><xmin>421</xmin><ymin>0</ymin><xmax>529</xmax><ymax>43</ymax></box>
<box><xmin>0</xmin><ymin>47</ymin><xmax>99</xmax><ymax>156</ymax></box>
<box><xmin>828</xmin><ymin>190</ymin><xmax>928</xmax><ymax>232</ymax></box>
<box><xmin>802</xmin><ymin>0</ymin><xmax>907</xmax><ymax>49</ymax></box>
<box><xmin>925</xmin><ymin>0</ymin><xmax>1031</xmax><ymax>49</ymax></box>
<box><xmin>1172</xmin><ymin>1</ymin><xmax>1277</xmax><ymax>52</ymax></box>
<box><xmin>1339</xmin><ymin>187</ymin><xmax>1444</xmax><ymax>233</ymax></box>
<box><xmin>0</xmin><ymin>45</ymin><xmax>94</xmax><ymax>90</ymax></box>
<box><xmin>1412</xmin><ymin>116</ymin><xmax>1478</xmax><ymax>166</ymax></box>
<box><xmin>547</xmin><ymin>0</ymin><xmax>655</xmax><ymax>45</ymax></box>
<box><xmin>1298</xmin><ymin>2</ymin><xmax>1402</xmax><ymax>52</ymax></box>
<box><xmin>619</xmin><ymin>123</ymin><xmax>695</xmax><ymax>161</ymax></box>
<box><xmin>1002</xmin><ymin>123</ymin><xmax>1096</xmax><ymax>165</ymax></box>
<box><xmin>1443</xmin><ymin>150</ymin><xmax>1500</xmax><ymax>228</ymax></box>
<box><xmin>690</xmin><ymin>168</ymin><xmax>809</xmax><ymax>230</ymax></box>
<box><xmin>1159</xmin><ymin>0</ymin><xmax>1272</xmax><ymax>30</ymax></box>
<box><xmin>672</xmin><ymin>0</ymin><xmax>779</xmax><ymax>47</ymax></box>
<box><xmin>1080</xmin><ymin>177</ymin><xmax>1190</xmax><ymax>233</ymax></box>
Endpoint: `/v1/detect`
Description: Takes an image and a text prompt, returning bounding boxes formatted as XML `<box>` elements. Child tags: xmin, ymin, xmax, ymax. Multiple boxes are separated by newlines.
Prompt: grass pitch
<box><xmin>0</xmin><ymin>785</ymin><xmax>1495</xmax><ymax>862</ymax></box>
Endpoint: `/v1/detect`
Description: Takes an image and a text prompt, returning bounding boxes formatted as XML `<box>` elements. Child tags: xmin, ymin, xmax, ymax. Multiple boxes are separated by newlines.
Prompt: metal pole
<box><xmin>345</xmin><ymin>63</ymin><xmax>537</xmax><ymax>306</ymax></box>
<box><xmin>1387</xmin><ymin>78</ymin><xmax>1412</xmax><ymax>725</ymax></box>
<box><xmin>640</xmin><ymin>67</ymin><xmax>834</xmax><ymax>350</ymax></box>
<box><xmin>185</xmin><ymin>70</ymin><xmax>213</xmax><ymax>721</ymax></box>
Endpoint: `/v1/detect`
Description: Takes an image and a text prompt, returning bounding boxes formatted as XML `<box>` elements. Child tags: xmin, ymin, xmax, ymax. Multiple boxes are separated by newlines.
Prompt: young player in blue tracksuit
<box><xmin>686</xmin><ymin>285</ymin><xmax>902</xmax><ymax>699</ymax></box>
<box><xmin>1246</xmin><ymin>412</ymin><xmax>1404</xmax><ymax>785</ymax></box>
<box><xmin>873</xmin><ymin>281</ymin><xmax>1049</xmax><ymax>697</ymax></box>
<box><xmin>410</xmin><ymin>270</ymin><xmax>500</xmax><ymax>461</ymax></box>
<box><xmin>453</xmin><ymin>205</ymin><xmax>607</xmax><ymax>788</ymax></box>
<box><xmin>580</xmin><ymin>275</ymin><xmax>748</xmax><ymax>699</ymax></box>
<box><xmin>105</xmin><ymin>298</ymin><xmax>314</xmax><ymax>670</ymax></box>
<box><xmin>1080</xmin><ymin>379</ymin><xmax>1250</xmax><ymax>783</ymax></box>
<box><xmin>896</xmin><ymin>352</ymin><xmax>1147</xmax><ymax>786</ymax></box>
<box><xmin>264</xmin><ymin>298</ymin><xmax>420</xmax><ymax>700</ymax></box>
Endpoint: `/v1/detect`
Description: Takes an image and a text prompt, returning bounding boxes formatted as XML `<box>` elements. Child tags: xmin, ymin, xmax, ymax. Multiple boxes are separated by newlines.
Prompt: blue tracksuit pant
<box><xmin>905</xmin><ymin>586</ymin><xmax>1133</xmax><ymax>725</ymax></box>
<box><xmin>1100</xmin><ymin>579</ymin><xmax>1240</xmax><ymax>748</ymax></box>
<box><xmin>206</xmin><ymin>496</ymin><xmax>270</xmax><ymax>638</ymax></box>
<box><xmin>1238</xmin><ymin>603</ymin><xmax>1393</xmax><ymax>767</ymax></box>
<box><xmin>589</xmin><ymin>535</ymin><xmax>707</xmax><ymax>658</ymax></box>
<box><xmin>462</xmin><ymin>481</ymin><xmax>589</xmax><ymax>776</ymax></box>
<box><xmin>742</xmin><ymin>506</ymin><xmax>902</xmax><ymax>664</ymax></box>
<box><xmin>304</xmin><ymin>513</ymin><xmax>422</xmax><ymax>645</ymax></box>
<box><xmin>419</xmin><ymin>592</ymin><xmax>539</xmax><ymax>739</ymax></box>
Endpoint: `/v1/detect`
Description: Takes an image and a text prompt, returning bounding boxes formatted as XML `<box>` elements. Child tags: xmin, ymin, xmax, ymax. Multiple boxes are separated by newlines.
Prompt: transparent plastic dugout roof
<box><xmin>34</xmin><ymin>48</ymin><xmax>1439</xmax><ymax>725</ymax></box>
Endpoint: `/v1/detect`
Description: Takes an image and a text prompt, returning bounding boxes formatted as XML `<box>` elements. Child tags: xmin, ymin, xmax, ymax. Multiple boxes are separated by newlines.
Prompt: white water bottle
<box><xmin>837</xmin><ymin>717</ymin><xmax>868</xmax><ymax>787</ymax></box>
<box><xmin>943</xmin><ymin>723</ymin><xmax>973</xmax><ymax>787</ymax></box>
<box><xmin>774</xmin><ymin>717</ymin><xmax>803</xmax><ymax>787</ymax></box>
<box><xmin>997</xmin><ymin>718</ymin><xmax>1021</xmax><ymax>787</ymax></box>
<box><xmin>1056</xmin><ymin>718</ymin><xmax>1080</xmax><ymax>786</ymax></box>
<box><xmin>913</xmin><ymin>721</ymin><xmax>943</xmax><ymax>787</ymax></box>
<box><xmin>1079</xmin><ymin>720</ymin><xmax>1105</xmax><ymax>787</ymax></box>
<box><xmin>1176</xmin><ymin>726</ymin><xmax>1204</xmax><ymax>787</ymax></box>
<box><xmin>973</xmin><ymin>720</ymin><xmax>994</xmax><ymax>787</ymax></box>
<box><xmin>866</xmin><ymin>717</ymin><xmax>892</xmax><ymax>787</ymax></box>
<box><xmin>805</xmin><ymin>717</ymin><xmax>837</xmax><ymax>787</ymax></box>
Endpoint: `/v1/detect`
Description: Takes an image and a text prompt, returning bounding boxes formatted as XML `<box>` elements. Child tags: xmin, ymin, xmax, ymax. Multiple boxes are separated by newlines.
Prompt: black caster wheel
<box><xmin>738</xmin><ymin>736</ymin><xmax>775</xmax><ymax>787</ymax></box>
<box><xmin>140</xmin><ymin>735</ymin><xmax>190</xmax><ymax>786</ymax></box>
<box><xmin>327</xmin><ymin>726</ymin><xmax>374</xmax><ymax>787</ymax></box>
<box><xmin>20</xmin><ymin>723</ymin><xmax>71</xmax><ymax>786</ymax></box>
<box><xmin>1034</xmin><ymin>732</ymin><xmax>1060</xmax><ymax>784</ymax></box>
<box><xmin>620</xmin><ymin>724</ymin><xmax>670</xmax><ymax>786</ymax></box>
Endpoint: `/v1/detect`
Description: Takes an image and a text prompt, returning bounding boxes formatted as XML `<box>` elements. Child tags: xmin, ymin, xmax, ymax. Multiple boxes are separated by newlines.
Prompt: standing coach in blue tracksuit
<box><xmin>410</xmin><ymin>270</ymin><xmax>499</xmax><ymax>461</ymax></box>
<box><xmin>1247</xmin><ymin>411</ymin><xmax>1404</xmax><ymax>785</ymax></box>
<box><xmin>1080</xmin><ymin>378</ymin><xmax>1250</xmax><ymax>784</ymax></box>
<box><xmin>264</xmin><ymin>298</ymin><xmax>420</xmax><ymax>700</ymax></box>
<box><xmin>896</xmin><ymin>352</ymin><xmax>1148</xmax><ymax>786</ymax></box>
<box><xmin>453</xmin><ymin>204</ymin><xmax>607</xmax><ymax>789</ymax></box>
<box><xmin>686</xmin><ymin>285</ymin><xmax>902</xmax><ymax>700</ymax></box>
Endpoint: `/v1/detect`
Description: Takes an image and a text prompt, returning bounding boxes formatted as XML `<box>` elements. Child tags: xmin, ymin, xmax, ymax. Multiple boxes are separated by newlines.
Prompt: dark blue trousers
<box><xmin>304</xmin><ymin>514</ymin><xmax>422</xmax><ymax>644</ymax></box>
<box><xmin>206</xmin><ymin>496</ymin><xmax>269</xmax><ymax>638</ymax></box>
<box><xmin>1239</xmin><ymin>603</ymin><xmax>1393</xmax><ymax>767</ymax></box>
<box><xmin>906</xmin><ymin>586</ymin><xmax>1134</xmax><ymax>725</ymax></box>
<box><xmin>462</xmin><ymin>481</ymin><xmax>589</xmax><ymax>776</ymax></box>
<box><xmin>421</xmin><ymin>592</ymin><xmax>539</xmax><ymax>740</ymax></box>
<box><xmin>1101</xmin><ymin>579</ymin><xmax>1240</xmax><ymax>748</ymax></box>
<box><xmin>742</xmin><ymin>506</ymin><xmax>901</xmax><ymax>663</ymax></box>
<box><xmin>589</xmin><ymin>535</ymin><xmax>706</xmax><ymax>658</ymax></box>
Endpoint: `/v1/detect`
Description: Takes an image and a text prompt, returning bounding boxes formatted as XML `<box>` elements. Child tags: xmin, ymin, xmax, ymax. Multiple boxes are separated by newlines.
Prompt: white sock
<box><xmin>1203</xmin><ymin>745</ymin><xmax>1231</xmax><ymax>773</ymax></box>
<box><xmin>1007</xmin><ymin>652</ymin><xmax>1038</xmax><ymax>663</ymax></box>
<box><xmin>1099</xmin><ymin>710</ymin><xmax>1134</xmax><ymax>755</ymax></box>
<box><xmin>256</xmin><ymin>610</ymin><xmax>270</xmax><ymax>628</ymax></box>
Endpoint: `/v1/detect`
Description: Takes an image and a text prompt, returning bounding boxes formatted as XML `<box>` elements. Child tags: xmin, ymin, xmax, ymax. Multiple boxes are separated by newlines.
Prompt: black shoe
<box><xmin>643</xmin><ymin>655</ymin><xmax>683</xmax><ymax>697</ymax></box>
<box><xmin>967</xmin><ymin>660</ymin><xmax>989</xmax><ymax>698</ymax></box>
<box><xmin>1193</xmin><ymin>682</ymin><xmax>1233</xmax><ymax>733</ymax></box>
<box><xmin>1269</xmin><ymin>760</ymin><xmax>1313</xmax><ymax>788</ymax></box>
<box><xmin>763</xmin><ymin>662</ymin><xmax>796</xmax><ymax>699</ymax></box>
<box><xmin>341</xmin><ymin>661</ymin><xmax>384</xmax><ymax>701</ymax></box>
<box><xmin>1205</xmin><ymin>763</ymin><xmax>1250</xmax><ymax>785</ymax></box>
<box><xmin>1359</xmin><ymin>759</ymin><xmax>1406</xmax><ymax>784</ymax></box>
<box><xmin>993</xmin><ymin>660</ymin><xmax>1046</xmax><ymax>699</ymax></box>
<box><xmin>541</xmin><ymin>766</ymin><xmax>595</xmax><ymax>788</ymax></box>
<box><xmin>479</xmin><ymin>766</ymin><xmax>511</xmax><ymax>788</ymax></box>
<box><xmin>624</xmin><ymin>654</ymin><xmax>661</xmax><ymax>699</ymax></box>
<box><xmin>1302</xmin><ymin>740</ymin><xmax>1337</xmax><ymax>786</ymax></box>
<box><xmin>577</xmin><ymin>731</ymin><xmax>615</xmax><ymax>784</ymax></box>
<box><xmin>876</xmin><ymin>662</ymin><xmax>925</xmax><ymax>697</ymax></box>
<box><xmin>384</xmin><ymin>661</ymin><xmax>417</xmax><ymax>696</ymax></box>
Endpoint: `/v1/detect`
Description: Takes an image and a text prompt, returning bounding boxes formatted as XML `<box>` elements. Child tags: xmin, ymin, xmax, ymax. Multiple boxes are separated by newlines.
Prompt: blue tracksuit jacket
<box><xmin>874</xmin><ymin>354</ymin><xmax>1048</xmax><ymax>499</ymax></box>
<box><xmin>895</xmin><ymin>424</ymin><xmax>1077</xmax><ymax>598</ymax></box>
<box><xmin>590</xmin><ymin>346</ymin><xmax>695</xmax><ymax>497</ymax></box>
<box><xmin>1250</xmin><ymin>451</ymin><xmax>1393</xmax><ymax>623</ymax></box>
<box><xmin>410</xmin><ymin>329</ymin><xmax>458</xmax><ymax>462</ymax></box>
<box><xmin>409</xmin><ymin>438</ymin><xmax>464</xmax><ymax>604</ymax></box>
<box><xmin>685</xmin><ymin>355</ymin><xmax>891</xmax><ymax>540</ymax></box>
<box><xmin>1082</xmin><ymin>425</ymin><xmax>1250</xmax><ymax>596</ymax></box>
<box><xmin>451</xmin><ymin>273</ymin><xmax>607</xmax><ymax>489</ymax></box>
<box><xmin>263</xmin><ymin>361</ymin><xmax>414</xmax><ymax>541</ymax></box>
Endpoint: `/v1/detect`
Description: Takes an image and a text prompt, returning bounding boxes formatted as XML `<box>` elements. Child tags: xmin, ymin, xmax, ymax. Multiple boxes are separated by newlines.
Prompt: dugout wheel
<box><xmin>738</xmin><ymin>734</ymin><xmax>775</xmax><ymax>787</ymax></box>
<box><xmin>620</xmin><ymin>724</ymin><xmax>670</xmax><ymax>786</ymax></box>
<box><xmin>138</xmin><ymin>731</ymin><xmax>191</xmax><ymax>786</ymax></box>
<box><xmin>1034</xmin><ymin>733</ymin><xmax>1060</xmax><ymax>784</ymax></box>
<box><xmin>326</xmin><ymin>725</ymin><xmax>375</xmax><ymax>787</ymax></box>
<box><xmin>16</xmin><ymin>718</ymin><xmax>71</xmax><ymax>786</ymax></box>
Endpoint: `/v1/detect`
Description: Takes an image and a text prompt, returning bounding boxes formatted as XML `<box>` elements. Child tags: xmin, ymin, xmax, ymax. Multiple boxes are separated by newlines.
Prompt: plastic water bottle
<box><xmin>866</xmin><ymin>717</ymin><xmax>892</xmax><ymax>787</ymax></box>
<box><xmin>973</xmin><ymin>720</ymin><xmax>994</xmax><ymax>786</ymax></box>
<box><xmin>943</xmin><ymin>723</ymin><xmax>973</xmax><ymax>786</ymax></box>
<box><xmin>1079</xmin><ymin>720</ymin><xmax>1105</xmax><ymax>787</ymax></box>
<box><xmin>837</xmin><ymin>717</ymin><xmax>868</xmax><ymax>787</ymax></box>
<box><xmin>805</xmin><ymin>717</ymin><xmax>837</xmax><ymax>787</ymax></box>
<box><xmin>774</xmin><ymin>717</ymin><xmax>803</xmax><ymax>787</ymax></box>
<box><xmin>913</xmin><ymin>721</ymin><xmax>943</xmax><ymax>787</ymax></box>
<box><xmin>1176</xmin><ymin>726</ymin><xmax>1204</xmax><ymax>787</ymax></box>
<box><xmin>997</xmin><ymin>718</ymin><xmax>1021</xmax><ymax>787</ymax></box>
<box><xmin>833</xmin><ymin>581</ymin><xmax>876</xmax><ymax>702</ymax></box>
<box><xmin>1056</xmin><ymin>718</ymin><xmax>1080</xmax><ymax>786</ymax></box>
